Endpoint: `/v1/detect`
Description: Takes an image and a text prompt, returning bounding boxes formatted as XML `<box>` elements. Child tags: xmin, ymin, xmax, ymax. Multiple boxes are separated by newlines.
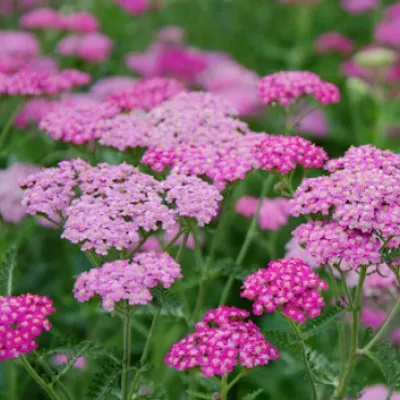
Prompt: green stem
<box><xmin>19</xmin><ymin>355</ymin><xmax>60</xmax><ymax>400</ymax></box>
<box><xmin>127</xmin><ymin>310</ymin><xmax>160</xmax><ymax>399</ymax></box>
<box><xmin>219</xmin><ymin>174</ymin><xmax>273</xmax><ymax>306</ymax></box>
<box><xmin>84</xmin><ymin>252</ymin><xmax>99</xmax><ymax>267</ymax></box>
<box><xmin>121</xmin><ymin>306</ymin><xmax>133</xmax><ymax>400</ymax></box>
<box><xmin>0</xmin><ymin>98</ymin><xmax>26</xmax><ymax>151</ymax></box>
<box><xmin>334</xmin><ymin>266</ymin><xmax>367</xmax><ymax>399</ymax></box>
<box><xmin>227</xmin><ymin>369</ymin><xmax>248</xmax><ymax>391</ymax></box>
<box><xmin>359</xmin><ymin>297</ymin><xmax>400</xmax><ymax>353</ymax></box>
<box><xmin>220</xmin><ymin>375</ymin><xmax>229</xmax><ymax>400</ymax></box>
<box><xmin>175</xmin><ymin>231</ymin><xmax>191</xmax><ymax>321</ymax></box>
<box><xmin>163</xmin><ymin>228</ymin><xmax>185</xmax><ymax>253</ymax></box>
<box><xmin>7</xmin><ymin>361</ymin><xmax>18</xmax><ymax>400</ymax></box>
<box><xmin>288</xmin><ymin>320</ymin><xmax>317</xmax><ymax>400</ymax></box>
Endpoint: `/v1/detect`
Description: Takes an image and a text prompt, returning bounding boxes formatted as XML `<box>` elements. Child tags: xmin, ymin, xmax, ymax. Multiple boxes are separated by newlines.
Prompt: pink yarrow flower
<box><xmin>73</xmin><ymin>252</ymin><xmax>182</xmax><ymax>311</ymax></box>
<box><xmin>0</xmin><ymin>294</ymin><xmax>55</xmax><ymax>360</ymax></box>
<box><xmin>115</xmin><ymin>0</ymin><xmax>151</xmax><ymax>15</ymax></box>
<box><xmin>14</xmin><ymin>99</ymin><xmax>58</xmax><ymax>129</ymax></box>
<box><xmin>241</xmin><ymin>258</ymin><xmax>328</xmax><ymax>323</ymax></box>
<box><xmin>165</xmin><ymin>306</ymin><xmax>279</xmax><ymax>377</ymax></box>
<box><xmin>358</xmin><ymin>385</ymin><xmax>400</xmax><ymax>400</ymax></box>
<box><xmin>19</xmin><ymin>7</ymin><xmax>63</xmax><ymax>30</ymax></box>
<box><xmin>61</xmin><ymin>12</ymin><xmax>99</xmax><ymax>33</ymax></box>
<box><xmin>361</xmin><ymin>307</ymin><xmax>388</xmax><ymax>330</ymax></box>
<box><xmin>89</xmin><ymin>76</ymin><xmax>138</xmax><ymax>100</ymax></box>
<box><xmin>258</xmin><ymin>71</ymin><xmax>340</xmax><ymax>106</ymax></box>
<box><xmin>315</xmin><ymin>32</ymin><xmax>354</xmax><ymax>55</ymax></box>
<box><xmin>52</xmin><ymin>354</ymin><xmax>87</xmax><ymax>369</ymax></box>
<box><xmin>341</xmin><ymin>0</ymin><xmax>379</xmax><ymax>14</ymax></box>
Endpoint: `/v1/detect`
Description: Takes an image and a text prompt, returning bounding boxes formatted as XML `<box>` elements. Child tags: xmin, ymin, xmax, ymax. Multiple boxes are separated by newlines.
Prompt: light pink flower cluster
<box><xmin>285</xmin><ymin>238</ymin><xmax>317</xmax><ymax>268</ymax></box>
<box><xmin>241</xmin><ymin>258</ymin><xmax>328</xmax><ymax>323</ymax></box>
<box><xmin>14</xmin><ymin>99</ymin><xmax>58</xmax><ymax>129</ymax></box>
<box><xmin>0</xmin><ymin>68</ymin><xmax>90</xmax><ymax>96</ymax></box>
<box><xmin>0</xmin><ymin>31</ymin><xmax>40</xmax><ymax>73</ymax></box>
<box><xmin>39</xmin><ymin>103</ymin><xmax>120</xmax><ymax>144</ymax></box>
<box><xmin>358</xmin><ymin>385</ymin><xmax>400</xmax><ymax>400</ymax></box>
<box><xmin>20</xmin><ymin>8</ymin><xmax>99</xmax><ymax>32</ymax></box>
<box><xmin>57</xmin><ymin>33</ymin><xmax>113</xmax><ymax>63</ymax></box>
<box><xmin>115</xmin><ymin>0</ymin><xmax>151</xmax><ymax>15</ymax></box>
<box><xmin>89</xmin><ymin>76</ymin><xmax>138</xmax><ymax>100</ymax></box>
<box><xmin>292</xmin><ymin>221</ymin><xmax>381</xmax><ymax>270</ymax></box>
<box><xmin>341</xmin><ymin>0</ymin><xmax>378</xmax><ymax>14</ymax></box>
<box><xmin>252</xmin><ymin>135</ymin><xmax>328</xmax><ymax>174</ymax></box>
<box><xmin>315</xmin><ymin>32</ymin><xmax>354</xmax><ymax>55</ymax></box>
<box><xmin>0</xmin><ymin>163</ymin><xmax>41</xmax><ymax>223</ymax></box>
<box><xmin>236</xmin><ymin>196</ymin><xmax>290</xmax><ymax>231</ymax></box>
<box><xmin>258</xmin><ymin>71</ymin><xmax>340</xmax><ymax>106</ymax></box>
<box><xmin>73</xmin><ymin>252</ymin><xmax>182</xmax><ymax>311</ymax></box>
<box><xmin>165</xmin><ymin>306</ymin><xmax>279</xmax><ymax>377</ymax></box>
<box><xmin>106</xmin><ymin>77</ymin><xmax>186</xmax><ymax>112</ymax></box>
<box><xmin>296</xmin><ymin>108</ymin><xmax>329</xmax><ymax>137</ymax></box>
<box><xmin>362</xmin><ymin>264</ymin><xmax>398</xmax><ymax>296</ymax></box>
<box><xmin>0</xmin><ymin>294</ymin><xmax>55</xmax><ymax>360</ymax></box>
<box><xmin>52</xmin><ymin>354</ymin><xmax>87</xmax><ymax>369</ymax></box>
<box><xmin>361</xmin><ymin>307</ymin><xmax>388</xmax><ymax>330</ymax></box>
<box><xmin>20</xmin><ymin>159</ymin><xmax>90</xmax><ymax>220</ymax></box>
<box><xmin>163</xmin><ymin>174</ymin><xmax>222</xmax><ymax>226</ymax></box>
<box><xmin>62</xmin><ymin>163</ymin><xmax>176</xmax><ymax>254</ymax></box>
<box><xmin>291</xmin><ymin>145</ymin><xmax>400</xmax><ymax>241</ymax></box>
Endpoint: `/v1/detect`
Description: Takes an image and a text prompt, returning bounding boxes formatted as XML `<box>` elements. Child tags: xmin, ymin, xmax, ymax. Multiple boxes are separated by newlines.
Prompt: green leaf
<box><xmin>86</xmin><ymin>357</ymin><xmax>120</xmax><ymax>400</ymax></box>
<box><xmin>263</xmin><ymin>330</ymin><xmax>300</xmax><ymax>360</ymax></box>
<box><xmin>367</xmin><ymin>342</ymin><xmax>400</xmax><ymax>391</ymax></box>
<box><xmin>0</xmin><ymin>247</ymin><xmax>17</xmax><ymax>296</ymax></box>
<box><xmin>300</xmin><ymin>306</ymin><xmax>345</xmax><ymax>340</ymax></box>
<box><xmin>305</xmin><ymin>347</ymin><xmax>339</xmax><ymax>386</ymax></box>
<box><xmin>150</xmin><ymin>288</ymin><xmax>184</xmax><ymax>318</ymax></box>
<box><xmin>381</xmin><ymin>245</ymin><xmax>400</xmax><ymax>263</ymax></box>
<box><xmin>243</xmin><ymin>389</ymin><xmax>264</xmax><ymax>400</ymax></box>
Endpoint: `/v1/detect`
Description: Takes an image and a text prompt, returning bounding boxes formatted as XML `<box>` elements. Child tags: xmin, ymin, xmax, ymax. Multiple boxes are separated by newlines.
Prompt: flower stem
<box><xmin>220</xmin><ymin>375</ymin><xmax>229</xmax><ymax>400</ymax></box>
<box><xmin>359</xmin><ymin>297</ymin><xmax>400</xmax><ymax>354</ymax></box>
<box><xmin>127</xmin><ymin>310</ymin><xmax>160</xmax><ymax>399</ymax></box>
<box><xmin>334</xmin><ymin>266</ymin><xmax>367</xmax><ymax>399</ymax></box>
<box><xmin>0</xmin><ymin>98</ymin><xmax>26</xmax><ymax>152</ymax></box>
<box><xmin>288</xmin><ymin>320</ymin><xmax>318</xmax><ymax>400</ymax></box>
<box><xmin>121</xmin><ymin>305</ymin><xmax>133</xmax><ymax>400</ymax></box>
<box><xmin>19</xmin><ymin>355</ymin><xmax>61</xmax><ymax>400</ymax></box>
<box><xmin>219</xmin><ymin>174</ymin><xmax>273</xmax><ymax>306</ymax></box>
<box><xmin>227</xmin><ymin>369</ymin><xmax>248</xmax><ymax>391</ymax></box>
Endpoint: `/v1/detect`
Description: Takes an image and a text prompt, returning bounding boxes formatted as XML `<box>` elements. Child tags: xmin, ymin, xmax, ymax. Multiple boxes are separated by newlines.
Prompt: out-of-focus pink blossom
<box><xmin>361</xmin><ymin>307</ymin><xmax>388</xmax><ymax>330</ymax></box>
<box><xmin>340</xmin><ymin>60</ymin><xmax>368</xmax><ymax>79</ymax></box>
<box><xmin>296</xmin><ymin>108</ymin><xmax>329</xmax><ymax>137</ymax></box>
<box><xmin>20</xmin><ymin>7</ymin><xmax>63</xmax><ymax>30</ymax></box>
<box><xmin>14</xmin><ymin>99</ymin><xmax>57</xmax><ymax>128</ymax></box>
<box><xmin>156</xmin><ymin>25</ymin><xmax>185</xmax><ymax>45</ymax></box>
<box><xmin>115</xmin><ymin>0</ymin><xmax>150</xmax><ymax>15</ymax></box>
<box><xmin>285</xmin><ymin>238</ymin><xmax>317</xmax><ymax>268</ymax></box>
<box><xmin>392</xmin><ymin>328</ymin><xmax>400</xmax><ymax>346</ymax></box>
<box><xmin>340</xmin><ymin>0</ymin><xmax>378</xmax><ymax>14</ymax></box>
<box><xmin>385</xmin><ymin>2</ymin><xmax>400</xmax><ymax>20</ymax></box>
<box><xmin>125</xmin><ymin>43</ymin><xmax>163</xmax><ymax>77</ymax></box>
<box><xmin>236</xmin><ymin>196</ymin><xmax>259</xmax><ymax>218</ymax></box>
<box><xmin>52</xmin><ymin>354</ymin><xmax>87</xmax><ymax>369</ymax></box>
<box><xmin>61</xmin><ymin>12</ymin><xmax>99</xmax><ymax>33</ymax></box>
<box><xmin>90</xmin><ymin>76</ymin><xmax>138</xmax><ymax>100</ymax></box>
<box><xmin>375</xmin><ymin>20</ymin><xmax>400</xmax><ymax>48</ymax></box>
<box><xmin>358</xmin><ymin>385</ymin><xmax>400</xmax><ymax>400</ymax></box>
<box><xmin>315</xmin><ymin>32</ymin><xmax>354</xmax><ymax>55</ymax></box>
<box><xmin>27</xmin><ymin>56</ymin><xmax>58</xmax><ymax>73</ymax></box>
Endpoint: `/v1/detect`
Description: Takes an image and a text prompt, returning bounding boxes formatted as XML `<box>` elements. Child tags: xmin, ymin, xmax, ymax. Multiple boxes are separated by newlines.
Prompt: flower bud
<box><xmin>353</xmin><ymin>47</ymin><xmax>397</xmax><ymax>69</ymax></box>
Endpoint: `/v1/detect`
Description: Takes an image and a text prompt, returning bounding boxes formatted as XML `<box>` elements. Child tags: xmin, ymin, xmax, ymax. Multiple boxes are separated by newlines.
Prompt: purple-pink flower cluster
<box><xmin>165</xmin><ymin>306</ymin><xmax>279</xmax><ymax>377</ymax></box>
<box><xmin>73</xmin><ymin>252</ymin><xmax>182</xmax><ymax>311</ymax></box>
<box><xmin>258</xmin><ymin>71</ymin><xmax>340</xmax><ymax>106</ymax></box>
<box><xmin>0</xmin><ymin>294</ymin><xmax>55</xmax><ymax>360</ymax></box>
<box><xmin>241</xmin><ymin>258</ymin><xmax>328</xmax><ymax>323</ymax></box>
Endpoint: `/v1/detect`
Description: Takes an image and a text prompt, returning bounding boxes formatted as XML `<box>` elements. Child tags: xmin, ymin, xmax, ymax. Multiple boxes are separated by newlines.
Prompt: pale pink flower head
<box><xmin>341</xmin><ymin>0</ymin><xmax>378</xmax><ymax>14</ymax></box>
<box><xmin>56</xmin><ymin>35</ymin><xmax>80</xmax><ymax>57</ymax></box>
<box><xmin>215</xmin><ymin>86</ymin><xmax>261</xmax><ymax>116</ymax></box>
<box><xmin>125</xmin><ymin>43</ymin><xmax>163</xmax><ymax>78</ymax></box>
<box><xmin>73</xmin><ymin>252</ymin><xmax>182</xmax><ymax>311</ymax></box>
<box><xmin>285</xmin><ymin>238</ymin><xmax>317</xmax><ymax>268</ymax></box>
<box><xmin>258</xmin><ymin>71</ymin><xmax>340</xmax><ymax>106</ymax></box>
<box><xmin>241</xmin><ymin>258</ymin><xmax>328</xmax><ymax>323</ymax></box>
<box><xmin>296</xmin><ymin>108</ymin><xmax>329</xmax><ymax>137</ymax></box>
<box><xmin>14</xmin><ymin>98</ymin><xmax>57</xmax><ymax>129</ymax></box>
<box><xmin>115</xmin><ymin>0</ymin><xmax>150</xmax><ymax>15</ymax></box>
<box><xmin>90</xmin><ymin>76</ymin><xmax>138</xmax><ymax>100</ymax></box>
<box><xmin>165</xmin><ymin>306</ymin><xmax>280</xmax><ymax>377</ymax></box>
<box><xmin>375</xmin><ymin>20</ymin><xmax>400</xmax><ymax>48</ymax></box>
<box><xmin>77</xmin><ymin>33</ymin><xmax>113</xmax><ymax>63</ymax></box>
<box><xmin>0</xmin><ymin>294</ymin><xmax>55</xmax><ymax>360</ymax></box>
<box><xmin>20</xmin><ymin>7</ymin><xmax>63</xmax><ymax>30</ymax></box>
<box><xmin>385</xmin><ymin>2</ymin><xmax>400</xmax><ymax>21</ymax></box>
<box><xmin>52</xmin><ymin>354</ymin><xmax>87</xmax><ymax>369</ymax></box>
<box><xmin>156</xmin><ymin>26</ymin><xmax>185</xmax><ymax>45</ymax></box>
<box><xmin>358</xmin><ymin>385</ymin><xmax>400</xmax><ymax>400</ymax></box>
<box><xmin>315</xmin><ymin>32</ymin><xmax>354</xmax><ymax>55</ymax></box>
<box><xmin>363</xmin><ymin>264</ymin><xmax>398</xmax><ymax>296</ymax></box>
<box><xmin>361</xmin><ymin>307</ymin><xmax>388</xmax><ymax>330</ymax></box>
<box><xmin>340</xmin><ymin>60</ymin><xmax>368</xmax><ymax>79</ymax></box>
<box><xmin>27</xmin><ymin>56</ymin><xmax>58</xmax><ymax>74</ymax></box>
<box><xmin>0</xmin><ymin>163</ymin><xmax>41</xmax><ymax>223</ymax></box>
<box><xmin>235</xmin><ymin>196</ymin><xmax>259</xmax><ymax>218</ymax></box>
<box><xmin>252</xmin><ymin>135</ymin><xmax>328</xmax><ymax>174</ymax></box>
<box><xmin>61</xmin><ymin>12</ymin><xmax>99</xmax><ymax>33</ymax></box>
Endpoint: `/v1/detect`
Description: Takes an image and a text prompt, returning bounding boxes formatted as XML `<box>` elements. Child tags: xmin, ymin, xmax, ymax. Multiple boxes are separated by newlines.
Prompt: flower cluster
<box><xmin>163</xmin><ymin>174</ymin><xmax>222</xmax><ymax>226</ymax></box>
<box><xmin>0</xmin><ymin>294</ymin><xmax>55</xmax><ymax>360</ymax></box>
<box><xmin>241</xmin><ymin>258</ymin><xmax>328</xmax><ymax>322</ymax></box>
<box><xmin>20</xmin><ymin>8</ymin><xmax>99</xmax><ymax>32</ymax></box>
<box><xmin>0</xmin><ymin>68</ymin><xmax>90</xmax><ymax>96</ymax></box>
<box><xmin>39</xmin><ymin>103</ymin><xmax>120</xmax><ymax>144</ymax></box>
<box><xmin>315</xmin><ymin>32</ymin><xmax>354</xmax><ymax>55</ymax></box>
<box><xmin>73</xmin><ymin>252</ymin><xmax>182</xmax><ymax>311</ymax></box>
<box><xmin>293</xmin><ymin>221</ymin><xmax>382</xmax><ymax>270</ymax></box>
<box><xmin>236</xmin><ymin>196</ymin><xmax>291</xmax><ymax>231</ymax></box>
<box><xmin>106</xmin><ymin>77</ymin><xmax>186</xmax><ymax>112</ymax></box>
<box><xmin>252</xmin><ymin>135</ymin><xmax>328</xmax><ymax>174</ymax></box>
<box><xmin>115</xmin><ymin>0</ymin><xmax>152</xmax><ymax>15</ymax></box>
<box><xmin>258</xmin><ymin>71</ymin><xmax>340</xmax><ymax>106</ymax></box>
<box><xmin>165</xmin><ymin>306</ymin><xmax>279</xmax><ymax>377</ymax></box>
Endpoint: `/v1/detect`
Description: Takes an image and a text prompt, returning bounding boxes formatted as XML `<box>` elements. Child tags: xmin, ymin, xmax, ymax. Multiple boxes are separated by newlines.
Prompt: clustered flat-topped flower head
<box><xmin>0</xmin><ymin>68</ymin><xmax>90</xmax><ymax>97</ymax></box>
<box><xmin>290</xmin><ymin>145</ymin><xmax>400</xmax><ymax>241</ymax></box>
<box><xmin>292</xmin><ymin>221</ymin><xmax>382</xmax><ymax>270</ymax></box>
<box><xmin>315</xmin><ymin>32</ymin><xmax>354</xmax><ymax>55</ymax></box>
<box><xmin>258</xmin><ymin>71</ymin><xmax>340</xmax><ymax>107</ymax></box>
<box><xmin>165</xmin><ymin>306</ymin><xmax>279</xmax><ymax>377</ymax></box>
<box><xmin>20</xmin><ymin>8</ymin><xmax>99</xmax><ymax>32</ymax></box>
<box><xmin>252</xmin><ymin>135</ymin><xmax>328</xmax><ymax>174</ymax></box>
<box><xmin>241</xmin><ymin>258</ymin><xmax>328</xmax><ymax>323</ymax></box>
<box><xmin>106</xmin><ymin>77</ymin><xmax>187</xmax><ymax>112</ymax></box>
<box><xmin>0</xmin><ymin>294</ymin><xmax>55</xmax><ymax>360</ymax></box>
<box><xmin>21</xmin><ymin>161</ymin><xmax>222</xmax><ymax>255</ymax></box>
<box><xmin>39</xmin><ymin>102</ymin><xmax>120</xmax><ymax>144</ymax></box>
<box><xmin>73</xmin><ymin>252</ymin><xmax>182</xmax><ymax>311</ymax></box>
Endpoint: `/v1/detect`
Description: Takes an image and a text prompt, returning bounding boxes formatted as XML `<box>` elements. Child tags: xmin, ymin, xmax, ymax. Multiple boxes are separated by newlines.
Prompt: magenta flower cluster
<box><xmin>258</xmin><ymin>71</ymin><xmax>340</xmax><ymax>106</ymax></box>
<box><xmin>73</xmin><ymin>252</ymin><xmax>182</xmax><ymax>311</ymax></box>
<box><xmin>165</xmin><ymin>306</ymin><xmax>279</xmax><ymax>377</ymax></box>
<box><xmin>0</xmin><ymin>294</ymin><xmax>55</xmax><ymax>361</ymax></box>
<box><xmin>241</xmin><ymin>258</ymin><xmax>328</xmax><ymax>323</ymax></box>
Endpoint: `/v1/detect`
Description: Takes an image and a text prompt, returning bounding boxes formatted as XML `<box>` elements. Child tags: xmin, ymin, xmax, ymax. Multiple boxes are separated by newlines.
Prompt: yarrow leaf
<box><xmin>305</xmin><ymin>347</ymin><xmax>339</xmax><ymax>385</ymax></box>
<box><xmin>86</xmin><ymin>357</ymin><xmax>120</xmax><ymax>400</ymax></box>
<box><xmin>243</xmin><ymin>389</ymin><xmax>265</xmax><ymax>400</ymax></box>
<box><xmin>0</xmin><ymin>247</ymin><xmax>17</xmax><ymax>296</ymax></box>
